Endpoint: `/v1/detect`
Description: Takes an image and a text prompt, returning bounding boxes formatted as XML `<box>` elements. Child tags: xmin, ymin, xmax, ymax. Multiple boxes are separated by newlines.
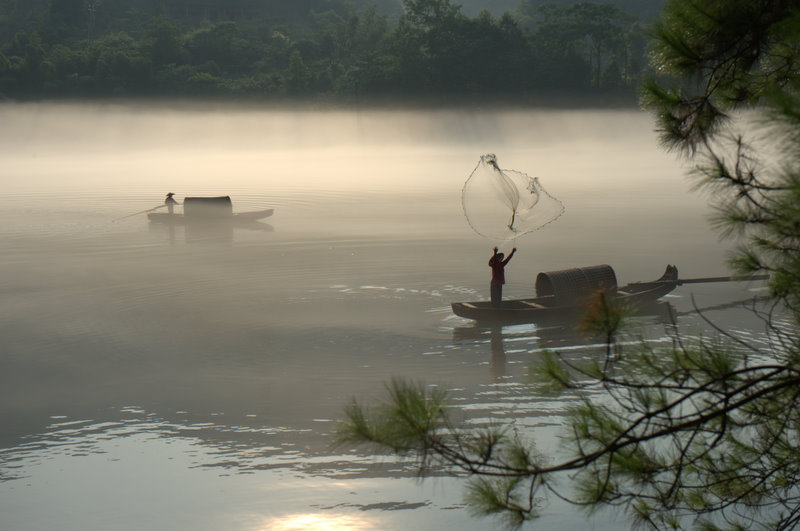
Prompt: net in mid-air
<box><xmin>461</xmin><ymin>153</ymin><xmax>565</xmax><ymax>241</ymax></box>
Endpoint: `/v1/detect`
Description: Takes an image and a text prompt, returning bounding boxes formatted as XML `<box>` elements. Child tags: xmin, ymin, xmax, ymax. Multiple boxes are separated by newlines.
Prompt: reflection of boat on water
<box><xmin>452</xmin><ymin>300</ymin><xmax>678</xmax><ymax>377</ymax></box>
<box><xmin>452</xmin><ymin>264</ymin><xmax>679</xmax><ymax>324</ymax></box>
<box><xmin>452</xmin><ymin>300</ymin><xmax>676</xmax><ymax>344</ymax></box>
<box><xmin>147</xmin><ymin>196</ymin><xmax>274</xmax><ymax>225</ymax></box>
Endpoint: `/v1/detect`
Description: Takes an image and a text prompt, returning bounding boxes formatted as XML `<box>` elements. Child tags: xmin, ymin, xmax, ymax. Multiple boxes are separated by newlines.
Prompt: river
<box><xmin>0</xmin><ymin>102</ymin><xmax>772</xmax><ymax>530</ymax></box>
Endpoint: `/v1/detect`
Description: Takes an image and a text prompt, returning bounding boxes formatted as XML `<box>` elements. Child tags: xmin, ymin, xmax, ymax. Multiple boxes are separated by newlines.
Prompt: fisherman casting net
<box><xmin>462</xmin><ymin>154</ymin><xmax>565</xmax><ymax>240</ymax></box>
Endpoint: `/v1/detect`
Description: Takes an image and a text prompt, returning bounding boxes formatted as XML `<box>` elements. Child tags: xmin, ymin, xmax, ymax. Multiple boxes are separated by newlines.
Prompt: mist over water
<box><xmin>0</xmin><ymin>102</ymin><xmax>769</xmax><ymax>530</ymax></box>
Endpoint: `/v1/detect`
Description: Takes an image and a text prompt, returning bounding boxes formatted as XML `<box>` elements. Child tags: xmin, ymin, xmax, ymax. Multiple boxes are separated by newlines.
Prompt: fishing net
<box><xmin>462</xmin><ymin>154</ymin><xmax>565</xmax><ymax>240</ymax></box>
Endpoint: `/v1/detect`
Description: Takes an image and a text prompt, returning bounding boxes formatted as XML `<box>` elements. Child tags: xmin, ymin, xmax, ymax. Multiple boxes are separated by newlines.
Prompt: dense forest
<box><xmin>0</xmin><ymin>0</ymin><xmax>666</xmax><ymax>102</ymax></box>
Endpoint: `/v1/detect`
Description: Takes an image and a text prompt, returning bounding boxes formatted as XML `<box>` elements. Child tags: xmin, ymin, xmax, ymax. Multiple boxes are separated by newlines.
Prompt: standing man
<box><xmin>165</xmin><ymin>192</ymin><xmax>178</xmax><ymax>214</ymax></box>
<box><xmin>489</xmin><ymin>246</ymin><xmax>516</xmax><ymax>306</ymax></box>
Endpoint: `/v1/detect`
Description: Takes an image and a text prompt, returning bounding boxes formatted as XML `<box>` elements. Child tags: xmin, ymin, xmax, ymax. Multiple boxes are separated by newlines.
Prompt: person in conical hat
<box><xmin>165</xmin><ymin>192</ymin><xmax>178</xmax><ymax>214</ymax></box>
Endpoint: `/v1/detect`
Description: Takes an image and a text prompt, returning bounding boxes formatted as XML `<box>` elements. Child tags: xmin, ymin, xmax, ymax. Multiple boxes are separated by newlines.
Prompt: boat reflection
<box><xmin>452</xmin><ymin>300</ymin><xmax>678</xmax><ymax>377</ymax></box>
<box><xmin>489</xmin><ymin>324</ymin><xmax>506</xmax><ymax>377</ymax></box>
<box><xmin>149</xmin><ymin>217</ymin><xmax>274</xmax><ymax>244</ymax></box>
<box><xmin>452</xmin><ymin>294</ymin><xmax>775</xmax><ymax>378</ymax></box>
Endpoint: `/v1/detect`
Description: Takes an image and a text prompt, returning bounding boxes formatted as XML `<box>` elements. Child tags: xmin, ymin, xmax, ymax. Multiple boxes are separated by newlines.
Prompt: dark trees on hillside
<box><xmin>0</xmin><ymin>0</ymin><xmax>651</xmax><ymax>100</ymax></box>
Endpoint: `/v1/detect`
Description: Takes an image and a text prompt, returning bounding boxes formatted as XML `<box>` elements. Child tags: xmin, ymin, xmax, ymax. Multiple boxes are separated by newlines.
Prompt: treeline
<box><xmin>0</xmin><ymin>0</ymin><xmax>655</xmax><ymax>102</ymax></box>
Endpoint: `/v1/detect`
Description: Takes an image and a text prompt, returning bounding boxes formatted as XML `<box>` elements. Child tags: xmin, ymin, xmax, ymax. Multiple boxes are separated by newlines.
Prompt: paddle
<box><xmin>646</xmin><ymin>274</ymin><xmax>770</xmax><ymax>285</ymax></box>
<box><xmin>113</xmin><ymin>204</ymin><xmax>167</xmax><ymax>222</ymax></box>
<box><xmin>677</xmin><ymin>274</ymin><xmax>770</xmax><ymax>285</ymax></box>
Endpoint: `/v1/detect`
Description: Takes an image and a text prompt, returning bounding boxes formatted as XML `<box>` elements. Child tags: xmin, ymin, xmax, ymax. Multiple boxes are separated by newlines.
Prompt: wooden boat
<box><xmin>451</xmin><ymin>264</ymin><xmax>679</xmax><ymax>323</ymax></box>
<box><xmin>147</xmin><ymin>209</ymin><xmax>274</xmax><ymax>224</ymax></box>
<box><xmin>147</xmin><ymin>196</ymin><xmax>274</xmax><ymax>225</ymax></box>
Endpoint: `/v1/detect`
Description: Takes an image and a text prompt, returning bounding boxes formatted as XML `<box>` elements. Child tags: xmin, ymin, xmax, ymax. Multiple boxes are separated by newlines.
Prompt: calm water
<box><xmin>0</xmin><ymin>103</ymin><xmax>773</xmax><ymax>530</ymax></box>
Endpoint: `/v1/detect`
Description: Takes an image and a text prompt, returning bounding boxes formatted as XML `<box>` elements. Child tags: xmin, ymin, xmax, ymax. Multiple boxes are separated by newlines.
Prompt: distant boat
<box><xmin>147</xmin><ymin>196</ymin><xmax>274</xmax><ymax>225</ymax></box>
<box><xmin>451</xmin><ymin>264</ymin><xmax>679</xmax><ymax>323</ymax></box>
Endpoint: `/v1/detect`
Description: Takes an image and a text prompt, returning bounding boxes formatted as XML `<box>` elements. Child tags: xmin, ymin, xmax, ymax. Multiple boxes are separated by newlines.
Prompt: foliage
<box><xmin>0</xmin><ymin>0</ymin><xmax>651</xmax><ymax>100</ymax></box>
<box><xmin>339</xmin><ymin>300</ymin><xmax>800</xmax><ymax>529</ymax></box>
<box><xmin>641</xmin><ymin>0</ymin><xmax>800</xmax><ymax>316</ymax></box>
<box><xmin>531</xmin><ymin>2</ymin><xmax>640</xmax><ymax>89</ymax></box>
<box><xmin>337</xmin><ymin>0</ymin><xmax>800</xmax><ymax>529</ymax></box>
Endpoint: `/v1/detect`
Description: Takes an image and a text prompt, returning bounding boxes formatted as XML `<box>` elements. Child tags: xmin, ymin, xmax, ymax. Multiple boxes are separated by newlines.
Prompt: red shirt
<box><xmin>489</xmin><ymin>255</ymin><xmax>509</xmax><ymax>285</ymax></box>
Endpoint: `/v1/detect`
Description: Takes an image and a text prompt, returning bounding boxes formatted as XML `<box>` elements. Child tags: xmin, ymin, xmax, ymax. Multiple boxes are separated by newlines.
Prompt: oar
<box><xmin>677</xmin><ymin>274</ymin><xmax>770</xmax><ymax>285</ymax></box>
<box><xmin>648</xmin><ymin>274</ymin><xmax>770</xmax><ymax>285</ymax></box>
<box><xmin>113</xmin><ymin>204</ymin><xmax>166</xmax><ymax>222</ymax></box>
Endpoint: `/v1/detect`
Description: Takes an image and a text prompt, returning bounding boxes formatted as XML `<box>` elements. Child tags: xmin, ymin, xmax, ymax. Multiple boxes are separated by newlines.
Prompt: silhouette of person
<box><xmin>165</xmin><ymin>192</ymin><xmax>178</xmax><ymax>214</ymax></box>
<box><xmin>489</xmin><ymin>246</ymin><xmax>516</xmax><ymax>306</ymax></box>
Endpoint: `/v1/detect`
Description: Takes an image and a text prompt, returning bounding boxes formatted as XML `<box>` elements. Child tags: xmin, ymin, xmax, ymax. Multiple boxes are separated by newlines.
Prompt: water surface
<box><xmin>0</xmin><ymin>103</ymin><xmax>772</xmax><ymax>530</ymax></box>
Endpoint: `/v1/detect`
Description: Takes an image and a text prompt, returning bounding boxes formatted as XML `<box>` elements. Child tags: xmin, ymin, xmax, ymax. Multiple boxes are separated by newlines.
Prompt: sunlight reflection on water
<box><xmin>265</xmin><ymin>513</ymin><xmax>377</xmax><ymax>531</ymax></box>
